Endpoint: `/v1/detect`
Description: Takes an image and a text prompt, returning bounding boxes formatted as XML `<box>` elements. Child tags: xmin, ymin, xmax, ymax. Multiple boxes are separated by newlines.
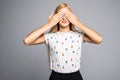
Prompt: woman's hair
<box><xmin>49</xmin><ymin>3</ymin><xmax>76</xmax><ymax>33</ymax></box>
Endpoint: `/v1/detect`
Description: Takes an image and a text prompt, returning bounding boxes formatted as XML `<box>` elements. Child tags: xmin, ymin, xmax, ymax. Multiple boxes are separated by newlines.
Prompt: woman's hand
<box><xmin>65</xmin><ymin>10</ymin><xmax>79</xmax><ymax>26</ymax></box>
<box><xmin>48</xmin><ymin>12</ymin><xmax>65</xmax><ymax>27</ymax></box>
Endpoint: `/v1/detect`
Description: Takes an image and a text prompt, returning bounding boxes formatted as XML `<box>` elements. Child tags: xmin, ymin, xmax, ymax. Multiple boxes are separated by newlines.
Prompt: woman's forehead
<box><xmin>58</xmin><ymin>7</ymin><xmax>70</xmax><ymax>13</ymax></box>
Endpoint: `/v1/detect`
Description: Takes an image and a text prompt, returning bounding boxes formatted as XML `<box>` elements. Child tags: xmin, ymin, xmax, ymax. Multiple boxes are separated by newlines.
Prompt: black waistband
<box><xmin>52</xmin><ymin>70</ymin><xmax>80</xmax><ymax>75</ymax></box>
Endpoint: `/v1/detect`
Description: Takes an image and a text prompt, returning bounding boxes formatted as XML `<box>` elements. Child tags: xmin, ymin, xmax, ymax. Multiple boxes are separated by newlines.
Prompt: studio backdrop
<box><xmin>0</xmin><ymin>0</ymin><xmax>120</xmax><ymax>80</ymax></box>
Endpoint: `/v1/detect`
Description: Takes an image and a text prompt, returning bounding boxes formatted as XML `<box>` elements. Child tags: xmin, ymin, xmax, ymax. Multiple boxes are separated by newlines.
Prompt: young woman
<box><xmin>23</xmin><ymin>3</ymin><xmax>102</xmax><ymax>80</ymax></box>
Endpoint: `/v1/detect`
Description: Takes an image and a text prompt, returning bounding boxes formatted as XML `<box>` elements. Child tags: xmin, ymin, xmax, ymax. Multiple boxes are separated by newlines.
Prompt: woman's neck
<box><xmin>59</xmin><ymin>26</ymin><xmax>70</xmax><ymax>32</ymax></box>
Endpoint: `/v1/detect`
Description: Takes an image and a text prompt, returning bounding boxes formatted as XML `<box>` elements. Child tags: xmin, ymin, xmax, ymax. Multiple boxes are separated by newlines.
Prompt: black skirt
<box><xmin>49</xmin><ymin>70</ymin><xmax>83</xmax><ymax>80</ymax></box>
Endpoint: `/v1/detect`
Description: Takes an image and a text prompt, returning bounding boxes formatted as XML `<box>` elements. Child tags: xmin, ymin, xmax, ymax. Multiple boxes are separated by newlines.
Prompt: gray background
<box><xmin>0</xmin><ymin>0</ymin><xmax>120</xmax><ymax>80</ymax></box>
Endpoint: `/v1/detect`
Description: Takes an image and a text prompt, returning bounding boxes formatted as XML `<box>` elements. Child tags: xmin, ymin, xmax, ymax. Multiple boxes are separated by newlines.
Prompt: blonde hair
<box><xmin>49</xmin><ymin>3</ymin><xmax>76</xmax><ymax>33</ymax></box>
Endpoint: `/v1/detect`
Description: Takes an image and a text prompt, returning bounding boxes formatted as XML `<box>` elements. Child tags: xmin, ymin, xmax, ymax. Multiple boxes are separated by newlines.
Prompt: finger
<box><xmin>65</xmin><ymin>12</ymin><xmax>71</xmax><ymax>20</ymax></box>
<box><xmin>58</xmin><ymin>12</ymin><xmax>65</xmax><ymax>19</ymax></box>
<box><xmin>58</xmin><ymin>14</ymin><xmax>65</xmax><ymax>21</ymax></box>
<box><xmin>55</xmin><ymin>12</ymin><xmax>65</xmax><ymax>21</ymax></box>
<box><xmin>54</xmin><ymin>12</ymin><xmax>64</xmax><ymax>18</ymax></box>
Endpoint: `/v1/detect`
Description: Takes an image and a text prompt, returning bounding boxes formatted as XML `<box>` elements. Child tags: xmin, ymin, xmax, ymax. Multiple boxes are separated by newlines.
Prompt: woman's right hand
<box><xmin>48</xmin><ymin>12</ymin><xmax>64</xmax><ymax>27</ymax></box>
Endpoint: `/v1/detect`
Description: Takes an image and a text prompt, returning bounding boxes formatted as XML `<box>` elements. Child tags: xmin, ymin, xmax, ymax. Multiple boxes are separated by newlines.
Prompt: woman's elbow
<box><xmin>96</xmin><ymin>37</ymin><xmax>103</xmax><ymax>44</ymax></box>
<box><xmin>23</xmin><ymin>38</ymin><xmax>31</xmax><ymax>45</ymax></box>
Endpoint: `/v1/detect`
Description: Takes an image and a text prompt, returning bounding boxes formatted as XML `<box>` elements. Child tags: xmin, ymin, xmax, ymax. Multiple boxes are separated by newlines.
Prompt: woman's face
<box><xmin>58</xmin><ymin>7</ymin><xmax>71</xmax><ymax>27</ymax></box>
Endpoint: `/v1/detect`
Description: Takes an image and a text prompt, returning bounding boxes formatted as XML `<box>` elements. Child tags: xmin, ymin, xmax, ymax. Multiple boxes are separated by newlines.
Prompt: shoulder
<box><xmin>44</xmin><ymin>32</ymin><xmax>58</xmax><ymax>44</ymax></box>
<box><xmin>44</xmin><ymin>32</ymin><xmax>58</xmax><ymax>38</ymax></box>
<box><xmin>44</xmin><ymin>32</ymin><xmax>58</xmax><ymax>36</ymax></box>
<box><xmin>71</xmin><ymin>30</ymin><xmax>84</xmax><ymax>36</ymax></box>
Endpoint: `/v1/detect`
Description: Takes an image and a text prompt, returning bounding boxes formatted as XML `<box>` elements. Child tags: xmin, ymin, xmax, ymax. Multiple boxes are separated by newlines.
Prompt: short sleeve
<box><xmin>80</xmin><ymin>31</ymin><xmax>84</xmax><ymax>42</ymax></box>
<box><xmin>44</xmin><ymin>33</ymin><xmax>50</xmax><ymax>44</ymax></box>
<box><xmin>76</xmin><ymin>31</ymin><xmax>84</xmax><ymax>43</ymax></box>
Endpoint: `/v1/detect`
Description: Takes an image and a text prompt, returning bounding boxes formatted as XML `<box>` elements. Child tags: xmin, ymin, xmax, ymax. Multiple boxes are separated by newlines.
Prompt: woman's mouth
<box><xmin>61</xmin><ymin>20</ymin><xmax>67</xmax><ymax>23</ymax></box>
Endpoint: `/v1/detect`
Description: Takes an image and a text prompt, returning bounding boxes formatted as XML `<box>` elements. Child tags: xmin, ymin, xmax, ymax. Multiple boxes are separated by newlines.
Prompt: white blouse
<box><xmin>44</xmin><ymin>31</ymin><xmax>84</xmax><ymax>73</ymax></box>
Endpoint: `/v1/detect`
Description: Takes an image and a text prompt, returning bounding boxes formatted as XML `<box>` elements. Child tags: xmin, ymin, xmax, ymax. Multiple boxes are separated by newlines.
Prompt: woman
<box><xmin>23</xmin><ymin>3</ymin><xmax>102</xmax><ymax>80</ymax></box>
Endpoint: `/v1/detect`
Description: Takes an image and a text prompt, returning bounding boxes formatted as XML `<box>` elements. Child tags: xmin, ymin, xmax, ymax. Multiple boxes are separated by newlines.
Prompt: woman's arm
<box><xmin>23</xmin><ymin>12</ymin><xmax>64</xmax><ymax>45</ymax></box>
<box><xmin>76</xmin><ymin>21</ymin><xmax>102</xmax><ymax>44</ymax></box>
<box><xmin>23</xmin><ymin>23</ymin><xmax>52</xmax><ymax>45</ymax></box>
<box><xmin>65</xmin><ymin>11</ymin><xmax>102</xmax><ymax>44</ymax></box>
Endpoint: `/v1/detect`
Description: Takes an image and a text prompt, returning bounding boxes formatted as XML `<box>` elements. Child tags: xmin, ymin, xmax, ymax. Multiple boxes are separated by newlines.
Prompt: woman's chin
<box><xmin>60</xmin><ymin>24</ymin><xmax>70</xmax><ymax>28</ymax></box>
<box><xmin>60</xmin><ymin>25</ymin><xmax>69</xmax><ymax>28</ymax></box>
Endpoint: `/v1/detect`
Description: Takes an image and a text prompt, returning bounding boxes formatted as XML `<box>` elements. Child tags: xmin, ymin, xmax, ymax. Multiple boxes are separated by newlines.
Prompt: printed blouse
<box><xmin>44</xmin><ymin>31</ymin><xmax>84</xmax><ymax>73</ymax></box>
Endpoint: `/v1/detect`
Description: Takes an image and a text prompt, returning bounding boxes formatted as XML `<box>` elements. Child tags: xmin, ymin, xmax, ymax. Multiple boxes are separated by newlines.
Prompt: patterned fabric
<box><xmin>44</xmin><ymin>31</ymin><xmax>84</xmax><ymax>73</ymax></box>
